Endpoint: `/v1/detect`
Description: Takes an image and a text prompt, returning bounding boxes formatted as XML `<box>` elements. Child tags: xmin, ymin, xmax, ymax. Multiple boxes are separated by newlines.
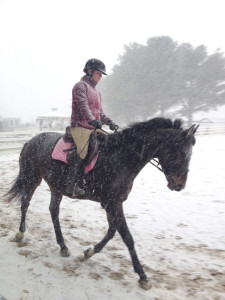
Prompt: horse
<box><xmin>6</xmin><ymin>117</ymin><xmax>198</xmax><ymax>290</ymax></box>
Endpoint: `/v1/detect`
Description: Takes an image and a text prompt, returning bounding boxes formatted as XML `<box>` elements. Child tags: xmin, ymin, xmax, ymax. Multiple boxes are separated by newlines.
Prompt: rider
<box><xmin>68</xmin><ymin>58</ymin><xmax>118</xmax><ymax>196</ymax></box>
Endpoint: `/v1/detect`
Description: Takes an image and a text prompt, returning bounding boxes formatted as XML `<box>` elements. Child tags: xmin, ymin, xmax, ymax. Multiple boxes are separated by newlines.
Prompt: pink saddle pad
<box><xmin>51</xmin><ymin>137</ymin><xmax>98</xmax><ymax>173</ymax></box>
<box><xmin>52</xmin><ymin>137</ymin><xmax>72</xmax><ymax>164</ymax></box>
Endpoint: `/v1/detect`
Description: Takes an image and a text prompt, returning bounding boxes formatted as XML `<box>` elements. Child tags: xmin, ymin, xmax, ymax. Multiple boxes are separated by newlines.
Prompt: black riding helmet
<box><xmin>83</xmin><ymin>58</ymin><xmax>107</xmax><ymax>75</ymax></box>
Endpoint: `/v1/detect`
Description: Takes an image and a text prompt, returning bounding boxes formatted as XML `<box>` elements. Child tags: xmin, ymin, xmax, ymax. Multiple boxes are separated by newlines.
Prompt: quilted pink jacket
<box><xmin>70</xmin><ymin>75</ymin><xmax>111</xmax><ymax>129</ymax></box>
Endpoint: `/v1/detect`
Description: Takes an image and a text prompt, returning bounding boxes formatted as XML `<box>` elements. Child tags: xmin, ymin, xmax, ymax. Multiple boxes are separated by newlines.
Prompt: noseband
<box><xmin>95</xmin><ymin>129</ymin><xmax>181</xmax><ymax>176</ymax></box>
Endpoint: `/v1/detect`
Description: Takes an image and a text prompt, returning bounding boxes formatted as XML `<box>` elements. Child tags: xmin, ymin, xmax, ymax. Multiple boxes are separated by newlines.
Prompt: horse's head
<box><xmin>157</xmin><ymin>124</ymin><xmax>199</xmax><ymax>191</ymax></box>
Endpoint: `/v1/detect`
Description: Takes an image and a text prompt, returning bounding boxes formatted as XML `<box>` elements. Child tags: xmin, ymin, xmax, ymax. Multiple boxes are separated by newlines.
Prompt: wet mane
<box><xmin>99</xmin><ymin>117</ymin><xmax>184</xmax><ymax>150</ymax></box>
<box><xmin>127</xmin><ymin>117</ymin><xmax>183</xmax><ymax>133</ymax></box>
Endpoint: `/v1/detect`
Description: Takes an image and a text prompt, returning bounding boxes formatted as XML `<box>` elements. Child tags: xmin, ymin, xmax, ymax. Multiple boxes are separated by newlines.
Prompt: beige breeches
<box><xmin>70</xmin><ymin>127</ymin><xmax>106</xmax><ymax>159</ymax></box>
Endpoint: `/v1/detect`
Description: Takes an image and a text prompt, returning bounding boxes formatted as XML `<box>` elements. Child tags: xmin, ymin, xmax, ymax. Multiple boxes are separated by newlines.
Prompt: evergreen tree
<box><xmin>100</xmin><ymin>36</ymin><xmax>225</xmax><ymax>125</ymax></box>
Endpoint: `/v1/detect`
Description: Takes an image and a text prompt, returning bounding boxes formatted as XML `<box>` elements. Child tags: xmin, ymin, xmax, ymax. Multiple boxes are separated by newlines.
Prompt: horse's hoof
<box><xmin>83</xmin><ymin>247</ymin><xmax>95</xmax><ymax>259</ymax></box>
<box><xmin>74</xmin><ymin>255</ymin><xmax>86</xmax><ymax>262</ymax></box>
<box><xmin>14</xmin><ymin>232</ymin><xmax>24</xmax><ymax>242</ymax></box>
<box><xmin>138</xmin><ymin>278</ymin><xmax>152</xmax><ymax>290</ymax></box>
<box><xmin>60</xmin><ymin>248</ymin><xmax>71</xmax><ymax>257</ymax></box>
<box><xmin>74</xmin><ymin>248</ymin><xmax>95</xmax><ymax>262</ymax></box>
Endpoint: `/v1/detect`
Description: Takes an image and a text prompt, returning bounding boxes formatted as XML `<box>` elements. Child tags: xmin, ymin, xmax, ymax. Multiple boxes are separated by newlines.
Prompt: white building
<box><xmin>36</xmin><ymin>108</ymin><xmax>70</xmax><ymax>131</ymax></box>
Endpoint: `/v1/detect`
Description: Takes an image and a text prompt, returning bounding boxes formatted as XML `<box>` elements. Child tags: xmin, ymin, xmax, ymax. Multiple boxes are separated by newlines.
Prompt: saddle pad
<box><xmin>51</xmin><ymin>137</ymin><xmax>72</xmax><ymax>164</ymax></box>
<box><xmin>51</xmin><ymin>137</ymin><xmax>99</xmax><ymax>172</ymax></box>
<box><xmin>84</xmin><ymin>152</ymin><xmax>99</xmax><ymax>173</ymax></box>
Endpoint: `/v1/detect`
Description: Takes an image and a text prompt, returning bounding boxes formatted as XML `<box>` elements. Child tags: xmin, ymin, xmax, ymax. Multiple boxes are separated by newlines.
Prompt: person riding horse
<box><xmin>68</xmin><ymin>58</ymin><xmax>118</xmax><ymax>196</ymax></box>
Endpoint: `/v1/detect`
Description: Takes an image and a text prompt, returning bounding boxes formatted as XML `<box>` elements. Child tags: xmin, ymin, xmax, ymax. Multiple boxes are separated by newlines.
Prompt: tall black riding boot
<box><xmin>66</xmin><ymin>157</ymin><xmax>85</xmax><ymax>196</ymax></box>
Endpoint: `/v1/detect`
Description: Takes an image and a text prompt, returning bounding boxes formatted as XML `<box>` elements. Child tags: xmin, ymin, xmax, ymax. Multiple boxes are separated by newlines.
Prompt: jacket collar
<box><xmin>82</xmin><ymin>75</ymin><xmax>97</xmax><ymax>88</ymax></box>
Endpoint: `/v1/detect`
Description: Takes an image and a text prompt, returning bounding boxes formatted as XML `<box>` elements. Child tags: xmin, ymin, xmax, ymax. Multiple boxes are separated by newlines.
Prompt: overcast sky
<box><xmin>0</xmin><ymin>0</ymin><xmax>225</xmax><ymax>122</ymax></box>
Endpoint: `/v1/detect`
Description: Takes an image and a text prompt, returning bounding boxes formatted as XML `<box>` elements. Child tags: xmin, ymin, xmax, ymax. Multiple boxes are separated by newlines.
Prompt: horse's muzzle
<box><xmin>167</xmin><ymin>174</ymin><xmax>187</xmax><ymax>191</ymax></box>
<box><xmin>167</xmin><ymin>182</ymin><xmax>185</xmax><ymax>191</ymax></box>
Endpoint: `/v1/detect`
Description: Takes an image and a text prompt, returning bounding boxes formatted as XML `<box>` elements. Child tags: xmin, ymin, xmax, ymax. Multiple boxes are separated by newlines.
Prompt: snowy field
<box><xmin>0</xmin><ymin>133</ymin><xmax>225</xmax><ymax>300</ymax></box>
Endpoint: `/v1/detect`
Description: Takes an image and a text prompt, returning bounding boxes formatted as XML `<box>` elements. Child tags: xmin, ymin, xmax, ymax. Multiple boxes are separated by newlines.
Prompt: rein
<box><xmin>111</xmin><ymin>127</ymin><xmax>164</xmax><ymax>174</ymax></box>
<box><xmin>67</xmin><ymin>126</ymin><xmax>164</xmax><ymax>174</ymax></box>
<box><xmin>149</xmin><ymin>159</ymin><xmax>164</xmax><ymax>173</ymax></box>
<box><xmin>78</xmin><ymin>127</ymin><xmax>110</xmax><ymax>156</ymax></box>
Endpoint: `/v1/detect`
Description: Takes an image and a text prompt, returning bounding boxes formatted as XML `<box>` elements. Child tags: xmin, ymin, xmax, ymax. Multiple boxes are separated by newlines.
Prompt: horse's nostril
<box><xmin>176</xmin><ymin>184</ymin><xmax>184</xmax><ymax>191</ymax></box>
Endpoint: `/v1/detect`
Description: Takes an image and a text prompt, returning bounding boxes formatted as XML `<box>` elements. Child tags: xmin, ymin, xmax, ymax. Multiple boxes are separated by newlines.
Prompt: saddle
<box><xmin>64</xmin><ymin>126</ymin><xmax>100</xmax><ymax>165</ymax></box>
<box><xmin>52</xmin><ymin>126</ymin><xmax>104</xmax><ymax>173</ymax></box>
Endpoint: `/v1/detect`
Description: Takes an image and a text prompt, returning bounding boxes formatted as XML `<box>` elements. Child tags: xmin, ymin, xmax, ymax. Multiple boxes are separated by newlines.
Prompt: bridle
<box><xmin>73</xmin><ymin>127</ymin><xmax>172</xmax><ymax>175</ymax></box>
<box><xmin>104</xmin><ymin>127</ymin><xmax>191</xmax><ymax>180</ymax></box>
<box><xmin>149</xmin><ymin>158</ymin><xmax>164</xmax><ymax>173</ymax></box>
<box><xmin>106</xmin><ymin>126</ymin><xmax>165</xmax><ymax>174</ymax></box>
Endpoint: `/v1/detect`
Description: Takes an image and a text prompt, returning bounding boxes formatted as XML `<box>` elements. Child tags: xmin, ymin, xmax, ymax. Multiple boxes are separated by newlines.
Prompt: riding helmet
<box><xmin>83</xmin><ymin>58</ymin><xmax>107</xmax><ymax>75</ymax></box>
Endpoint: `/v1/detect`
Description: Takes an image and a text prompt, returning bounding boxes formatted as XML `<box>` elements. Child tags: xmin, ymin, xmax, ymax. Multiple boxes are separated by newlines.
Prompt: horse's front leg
<box><xmin>83</xmin><ymin>208</ymin><xmax>117</xmax><ymax>259</ymax></box>
<box><xmin>115</xmin><ymin>204</ymin><xmax>151</xmax><ymax>290</ymax></box>
<box><xmin>84</xmin><ymin>226</ymin><xmax>117</xmax><ymax>259</ymax></box>
<box><xmin>83</xmin><ymin>203</ymin><xmax>151</xmax><ymax>289</ymax></box>
<box><xmin>49</xmin><ymin>190</ymin><xmax>70</xmax><ymax>257</ymax></box>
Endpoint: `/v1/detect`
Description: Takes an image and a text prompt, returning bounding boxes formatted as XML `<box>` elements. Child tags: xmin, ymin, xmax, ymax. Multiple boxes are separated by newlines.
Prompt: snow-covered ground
<box><xmin>0</xmin><ymin>133</ymin><xmax>225</xmax><ymax>300</ymax></box>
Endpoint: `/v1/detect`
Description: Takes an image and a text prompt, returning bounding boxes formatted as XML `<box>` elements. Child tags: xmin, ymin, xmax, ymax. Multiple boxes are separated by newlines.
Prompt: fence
<box><xmin>194</xmin><ymin>122</ymin><xmax>225</xmax><ymax>135</ymax></box>
<box><xmin>0</xmin><ymin>128</ymin><xmax>64</xmax><ymax>154</ymax></box>
<box><xmin>0</xmin><ymin>122</ymin><xmax>224</xmax><ymax>154</ymax></box>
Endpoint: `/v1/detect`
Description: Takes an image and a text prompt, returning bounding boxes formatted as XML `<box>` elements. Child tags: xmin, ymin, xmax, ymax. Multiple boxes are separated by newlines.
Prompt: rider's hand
<box><xmin>88</xmin><ymin>119</ymin><xmax>102</xmax><ymax>129</ymax></box>
<box><xmin>106</xmin><ymin>120</ymin><xmax>119</xmax><ymax>131</ymax></box>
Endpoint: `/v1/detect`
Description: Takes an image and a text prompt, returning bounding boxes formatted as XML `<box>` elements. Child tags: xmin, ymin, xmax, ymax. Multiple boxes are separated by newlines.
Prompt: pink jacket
<box><xmin>70</xmin><ymin>76</ymin><xmax>111</xmax><ymax>129</ymax></box>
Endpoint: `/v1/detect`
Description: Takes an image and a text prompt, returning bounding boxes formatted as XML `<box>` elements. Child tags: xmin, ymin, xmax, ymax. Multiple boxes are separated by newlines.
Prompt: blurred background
<box><xmin>0</xmin><ymin>0</ymin><xmax>225</xmax><ymax>134</ymax></box>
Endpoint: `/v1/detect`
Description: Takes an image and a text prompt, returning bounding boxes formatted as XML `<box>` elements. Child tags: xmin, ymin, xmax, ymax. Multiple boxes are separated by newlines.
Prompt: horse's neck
<box><xmin>122</xmin><ymin>128</ymin><xmax>176</xmax><ymax>162</ymax></box>
<box><xmin>152</xmin><ymin>129</ymin><xmax>178</xmax><ymax>158</ymax></box>
<box><xmin>119</xmin><ymin>131</ymin><xmax>159</xmax><ymax>167</ymax></box>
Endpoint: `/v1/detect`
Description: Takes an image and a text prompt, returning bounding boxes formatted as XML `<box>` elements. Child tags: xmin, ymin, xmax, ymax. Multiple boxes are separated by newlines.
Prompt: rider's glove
<box><xmin>106</xmin><ymin>120</ymin><xmax>119</xmax><ymax>131</ymax></box>
<box><xmin>88</xmin><ymin>119</ymin><xmax>102</xmax><ymax>129</ymax></box>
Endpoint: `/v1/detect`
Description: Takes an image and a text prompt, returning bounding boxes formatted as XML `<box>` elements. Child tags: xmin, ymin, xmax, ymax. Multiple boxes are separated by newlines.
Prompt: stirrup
<box><xmin>72</xmin><ymin>183</ymin><xmax>85</xmax><ymax>196</ymax></box>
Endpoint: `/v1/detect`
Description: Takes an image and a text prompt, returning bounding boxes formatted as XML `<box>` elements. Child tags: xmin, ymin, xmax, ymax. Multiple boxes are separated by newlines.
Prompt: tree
<box><xmin>173</xmin><ymin>44</ymin><xmax>225</xmax><ymax>123</ymax></box>
<box><xmin>100</xmin><ymin>36</ymin><xmax>225</xmax><ymax>125</ymax></box>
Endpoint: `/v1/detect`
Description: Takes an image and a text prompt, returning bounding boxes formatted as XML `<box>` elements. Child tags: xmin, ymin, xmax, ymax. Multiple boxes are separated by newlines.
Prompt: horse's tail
<box><xmin>5</xmin><ymin>143</ymin><xmax>28</xmax><ymax>203</ymax></box>
<box><xmin>5</xmin><ymin>133</ymin><xmax>52</xmax><ymax>203</ymax></box>
<box><xmin>5</xmin><ymin>173</ymin><xmax>26</xmax><ymax>203</ymax></box>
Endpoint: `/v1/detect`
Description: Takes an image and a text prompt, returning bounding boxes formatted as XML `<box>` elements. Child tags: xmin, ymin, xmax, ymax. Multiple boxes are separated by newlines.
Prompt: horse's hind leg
<box><xmin>49</xmin><ymin>190</ymin><xmax>70</xmax><ymax>257</ymax></box>
<box><xmin>14</xmin><ymin>184</ymin><xmax>40</xmax><ymax>242</ymax></box>
<box><xmin>13</xmin><ymin>143</ymin><xmax>42</xmax><ymax>242</ymax></box>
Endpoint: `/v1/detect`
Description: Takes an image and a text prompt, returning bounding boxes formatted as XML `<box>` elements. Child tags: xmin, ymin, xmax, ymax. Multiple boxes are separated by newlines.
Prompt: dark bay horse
<box><xmin>6</xmin><ymin>117</ymin><xmax>198</xmax><ymax>289</ymax></box>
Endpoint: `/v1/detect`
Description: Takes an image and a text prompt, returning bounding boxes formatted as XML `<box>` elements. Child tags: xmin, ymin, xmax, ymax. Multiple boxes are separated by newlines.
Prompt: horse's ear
<box><xmin>186</xmin><ymin>124</ymin><xmax>199</xmax><ymax>137</ymax></box>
